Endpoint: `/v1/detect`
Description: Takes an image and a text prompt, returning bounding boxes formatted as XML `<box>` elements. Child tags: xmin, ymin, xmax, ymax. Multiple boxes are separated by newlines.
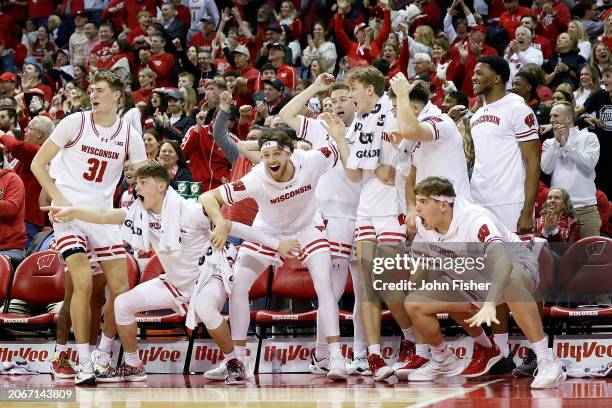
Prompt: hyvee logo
<box><xmin>0</xmin><ymin>347</ymin><xmax>49</xmax><ymax>362</ymax></box>
<box><xmin>262</xmin><ymin>344</ymin><xmax>394</xmax><ymax>364</ymax></box>
<box><xmin>556</xmin><ymin>341</ymin><xmax>612</xmax><ymax>362</ymax></box>
<box><xmin>194</xmin><ymin>345</ymin><xmax>251</xmax><ymax>364</ymax></box>
<box><xmin>139</xmin><ymin>347</ymin><xmax>181</xmax><ymax>364</ymax></box>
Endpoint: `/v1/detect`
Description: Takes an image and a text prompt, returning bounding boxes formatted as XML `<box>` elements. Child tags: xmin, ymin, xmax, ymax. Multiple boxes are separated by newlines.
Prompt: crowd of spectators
<box><xmin>0</xmin><ymin>0</ymin><xmax>611</xmax><ymax>263</ymax></box>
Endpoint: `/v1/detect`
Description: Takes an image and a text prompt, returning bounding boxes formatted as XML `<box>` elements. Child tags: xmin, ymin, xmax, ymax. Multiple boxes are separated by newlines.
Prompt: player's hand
<box><xmin>210</xmin><ymin>219</ymin><xmax>232</xmax><ymax>250</ymax></box>
<box><xmin>405</xmin><ymin>207</ymin><xmax>417</xmax><ymax>241</ymax></box>
<box><xmin>447</xmin><ymin>105</ymin><xmax>468</xmax><ymax>121</ymax></box>
<box><xmin>319</xmin><ymin>112</ymin><xmax>346</xmax><ymax>143</ymax></box>
<box><xmin>464</xmin><ymin>302</ymin><xmax>499</xmax><ymax>327</ymax></box>
<box><xmin>389</xmin><ymin>73</ymin><xmax>414</xmax><ymax>97</ymax></box>
<box><xmin>219</xmin><ymin>91</ymin><xmax>233</xmax><ymax>112</ymax></box>
<box><xmin>516</xmin><ymin>210</ymin><xmax>534</xmax><ymax>235</ymax></box>
<box><xmin>312</xmin><ymin>73</ymin><xmax>335</xmax><ymax>92</ymax></box>
<box><xmin>277</xmin><ymin>239</ymin><xmax>301</xmax><ymax>258</ymax></box>
<box><xmin>41</xmin><ymin>206</ymin><xmax>75</xmax><ymax>223</ymax></box>
<box><xmin>374</xmin><ymin>164</ymin><xmax>396</xmax><ymax>186</ymax></box>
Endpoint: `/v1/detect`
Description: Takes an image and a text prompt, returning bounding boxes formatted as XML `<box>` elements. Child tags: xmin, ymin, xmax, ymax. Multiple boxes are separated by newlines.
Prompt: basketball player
<box><xmin>201</xmin><ymin>129</ymin><xmax>350</xmax><ymax>380</ymax></box>
<box><xmin>402</xmin><ymin>177</ymin><xmax>564</xmax><ymax>389</ymax></box>
<box><xmin>279</xmin><ymin>74</ymin><xmax>370</xmax><ymax>375</ymax></box>
<box><xmin>321</xmin><ymin>67</ymin><xmax>413</xmax><ymax>381</ymax></box>
<box><xmin>468</xmin><ymin>56</ymin><xmax>541</xmax><ymax>374</ymax></box>
<box><xmin>44</xmin><ymin>163</ymin><xmax>300</xmax><ymax>384</ymax></box>
<box><xmin>31</xmin><ymin>70</ymin><xmax>148</xmax><ymax>384</ymax></box>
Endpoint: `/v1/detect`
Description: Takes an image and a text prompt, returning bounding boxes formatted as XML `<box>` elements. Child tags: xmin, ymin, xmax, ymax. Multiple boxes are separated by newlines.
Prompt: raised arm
<box><xmin>389</xmin><ymin>74</ymin><xmax>434</xmax><ymax>141</ymax></box>
<box><xmin>279</xmin><ymin>73</ymin><xmax>335</xmax><ymax>131</ymax></box>
<box><xmin>42</xmin><ymin>206</ymin><xmax>127</xmax><ymax>225</ymax></box>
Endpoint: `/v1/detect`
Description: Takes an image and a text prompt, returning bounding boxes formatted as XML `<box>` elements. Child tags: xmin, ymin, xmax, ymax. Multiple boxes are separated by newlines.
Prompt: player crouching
<box><xmin>44</xmin><ymin>163</ymin><xmax>299</xmax><ymax>384</ymax></box>
<box><xmin>403</xmin><ymin>177</ymin><xmax>565</xmax><ymax>389</ymax></box>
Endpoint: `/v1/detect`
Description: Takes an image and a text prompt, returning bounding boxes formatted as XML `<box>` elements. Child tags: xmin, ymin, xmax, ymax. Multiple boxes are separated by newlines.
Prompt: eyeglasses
<box><xmin>26</xmin><ymin>125</ymin><xmax>43</xmax><ymax>133</ymax></box>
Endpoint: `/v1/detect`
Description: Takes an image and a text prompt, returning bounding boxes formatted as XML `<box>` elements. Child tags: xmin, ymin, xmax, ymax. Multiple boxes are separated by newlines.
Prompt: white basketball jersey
<box><xmin>299</xmin><ymin>116</ymin><xmax>361</xmax><ymax>219</ymax></box>
<box><xmin>470</xmin><ymin>93</ymin><xmax>539</xmax><ymax>207</ymax></box>
<box><xmin>49</xmin><ymin>111</ymin><xmax>146</xmax><ymax>208</ymax></box>
<box><xmin>220</xmin><ymin>146</ymin><xmax>340</xmax><ymax>234</ymax></box>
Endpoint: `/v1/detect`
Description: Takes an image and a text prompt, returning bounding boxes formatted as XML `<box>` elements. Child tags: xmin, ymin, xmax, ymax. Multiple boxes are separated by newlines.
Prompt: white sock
<box><xmin>474</xmin><ymin>332</ymin><xmax>493</xmax><ymax>348</ymax></box>
<box><xmin>315</xmin><ymin>342</ymin><xmax>330</xmax><ymax>360</ymax></box>
<box><xmin>124</xmin><ymin>351</ymin><xmax>140</xmax><ymax>367</ymax></box>
<box><xmin>98</xmin><ymin>333</ymin><xmax>114</xmax><ymax>354</ymax></box>
<box><xmin>353</xmin><ymin>344</ymin><xmax>367</xmax><ymax>359</ymax></box>
<box><xmin>235</xmin><ymin>345</ymin><xmax>246</xmax><ymax>362</ymax></box>
<box><xmin>402</xmin><ymin>327</ymin><xmax>416</xmax><ymax>342</ymax></box>
<box><xmin>329</xmin><ymin>342</ymin><xmax>343</xmax><ymax>359</ymax></box>
<box><xmin>56</xmin><ymin>344</ymin><xmax>68</xmax><ymax>354</ymax></box>
<box><xmin>430</xmin><ymin>342</ymin><xmax>452</xmax><ymax>363</ymax></box>
<box><xmin>224</xmin><ymin>350</ymin><xmax>237</xmax><ymax>361</ymax></box>
<box><xmin>493</xmin><ymin>333</ymin><xmax>509</xmax><ymax>356</ymax></box>
<box><xmin>77</xmin><ymin>343</ymin><xmax>91</xmax><ymax>366</ymax></box>
<box><xmin>415</xmin><ymin>344</ymin><xmax>430</xmax><ymax>359</ymax></box>
<box><xmin>530</xmin><ymin>337</ymin><xmax>553</xmax><ymax>363</ymax></box>
<box><xmin>368</xmin><ymin>344</ymin><xmax>381</xmax><ymax>356</ymax></box>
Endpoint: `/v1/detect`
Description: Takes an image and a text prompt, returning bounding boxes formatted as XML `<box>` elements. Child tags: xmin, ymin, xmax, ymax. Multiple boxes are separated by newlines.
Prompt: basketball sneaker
<box><xmin>461</xmin><ymin>341</ymin><xmax>503</xmax><ymax>378</ymax></box>
<box><xmin>50</xmin><ymin>351</ymin><xmax>76</xmax><ymax>379</ymax></box>
<box><xmin>346</xmin><ymin>356</ymin><xmax>371</xmax><ymax>376</ymax></box>
<box><xmin>408</xmin><ymin>353</ymin><xmax>464</xmax><ymax>381</ymax></box>
<box><xmin>205</xmin><ymin>358</ymin><xmax>255</xmax><ymax>381</ymax></box>
<box><xmin>309</xmin><ymin>354</ymin><xmax>329</xmax><ymax>375</ymax></box>
<box><xmin>327</xmin><ymin>356</ymin><xmax>348</xmax><ymax>380</ymax></box>
<box><xmin>392</xmin><ymin>339</ymin><xmax>415</xmax><ymax>371</ymax></box>
<box><xmin>513</xmin><ymin>349</ymin><xmax>537</xmax><ymax>377</ymax></box>
<box><xmin>367</xmin><ymin>354</ymin><xmax>394</xmax><ymax>381</ymax></box>
<box><xmin>225</xmin><ymin>358</ymin><xmax>246</xmax><ymax>385</ymax></box>
<box><xmin>531</xmin><ymin>359</ymin><xmax>566</xmax><ymax>389</ymax></box>
<box><xmin>91</xmin><ymin>349</ymin><xmax>111</xmax><ymax>377</ymax></box>
<box><xmin>394</xmin><ymin>354</ymin><xmax>430</xmax><ymax>380</ymax></box>
<box><xmin>74</xmin><ymin>361</ymin><xmax>96</xmax><ymax>385</ymax></box>
<box><xmin>96</xmin><ymin>361</ymin><xmax>147</xmax><ymax>383</ymax></box>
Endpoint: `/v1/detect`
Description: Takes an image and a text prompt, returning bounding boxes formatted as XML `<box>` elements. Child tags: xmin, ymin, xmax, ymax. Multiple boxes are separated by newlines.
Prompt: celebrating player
<box><xmin>403</xmin><ymin>177</ymin><xmax>564</xmax><ymax>389</ymax></box>
<box><xmin>31</xmin><ymin>70</ymin><xmax>148</xmax><ymax>384</ymax></box>
<box><xmin>279</xmin><ymin>74</ymin><xmax>370</xmax><ymax>375</ymax></box>
<box><xmin>201</xmin><ymin>128</ymin><xmax>350</xmax><ymax>380</ymax></box>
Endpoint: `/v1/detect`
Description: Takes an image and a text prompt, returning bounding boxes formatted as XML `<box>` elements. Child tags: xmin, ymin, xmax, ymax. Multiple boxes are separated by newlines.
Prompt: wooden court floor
<box><xmin>0</xmin><ymin>374</ymin><xmax>611</xmax><ymax>407</ymax></box>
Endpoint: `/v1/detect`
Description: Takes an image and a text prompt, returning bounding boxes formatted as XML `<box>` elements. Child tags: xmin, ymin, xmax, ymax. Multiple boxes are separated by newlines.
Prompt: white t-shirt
<box><xmin>505</xmin><ymin>47</ymin><xmax>544</xmax><ymax>88</ymax></box>
<box><xmin>220</xmin><ymin>147</ymin><xmax>339</xmax><ymax>234</ymax></box>
<box><xmin>469</xmin><ymin>93</ymin><xmax>539</xmax><ymax>207</ymax></box>
<box><xmin>346</xmin><ymin>94</ymin><xmax>401</xmax><ymax>217</ymax></box>
<box><xmin>298</xmin><ymin>116</ymin><xmax>361</xmax><ymax>219</ymax></box>
<box><xmin>49</xmin><ymin>111</ymin><xmax>147</xmax><ymax>208</ymax></box>
<box><xmin>399</xmin><ymin>102</ymin><xmax>471</xmax><ymax>200</ymax></box>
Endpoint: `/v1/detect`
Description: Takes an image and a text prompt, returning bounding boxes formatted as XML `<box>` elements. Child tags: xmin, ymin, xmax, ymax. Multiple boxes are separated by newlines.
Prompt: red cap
<box><xmin>0</xmin><ymin>72</ymin><xmax>16</xmax><ymax>82</ymax></box>
<box><xmin>469</xmin><ymin>25</ymin><xmax>488</xmax><ymax>36</ymax></box>
<box><xmin>354</xmin><ymin>23</ymin><xmax>367</xmax><ymax>36</ymax></box>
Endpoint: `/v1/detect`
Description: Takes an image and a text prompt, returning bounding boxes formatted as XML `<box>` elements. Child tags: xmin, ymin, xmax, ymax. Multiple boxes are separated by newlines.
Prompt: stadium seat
<box><xmin>0</xmin><ymin>255</ymin><xmax>13</xmax><ymax>308</ymax></box>
<box><xmin>255</xmin><ymin>259</ymin><xmax>318</xmax><ymax>324</ymax></box>
<box><xmin>0</xmin><ymin>250</ymin><xmax>65</xmax><ymax>328</ymax></box>
<box><xmin>126</xmin><ymin>253</ymin><xmax>140</xmax><ymax>289</ymax></box>
<box><xmin>536</xmin><ymin>245</ymin><xmax>557</xmax><ymax>301</ymax></box>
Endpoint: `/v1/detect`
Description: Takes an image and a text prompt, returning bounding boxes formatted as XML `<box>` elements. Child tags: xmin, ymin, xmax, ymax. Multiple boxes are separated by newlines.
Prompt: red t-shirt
<box><xmin>91</xmin><ymin>40</ymin><xmax>115</xmax><ymax>69</ymax></box>
<box><xmin>145</xmin><ymin>52</ymin><xmax>175</xmax><ymax>87</ymax></box>
<box><xmin>499</xmin><ymin>6</ymin><xmax>533</xmax><ymax>39</ymax></box>
<box><xmin>28</xmin><ymin>0</ymin><xmax>55</xmax><ymax>19</ymax></box>
<box><xmin>0</xmin><ymin>169</ymin><xmax>26</xmax><ymax>251</ymax></box>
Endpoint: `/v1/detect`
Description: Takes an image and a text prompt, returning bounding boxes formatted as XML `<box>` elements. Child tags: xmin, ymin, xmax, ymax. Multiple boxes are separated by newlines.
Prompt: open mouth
<box><xmin>92</xmin><ymin>102</ymin><xmax>100</xmax><ymax>108</ymax></box>
<box><xmin>269</xmin><ymin>164</ymin><xmax>281</xmax><ymax>173</ymax></box>
<box><xmin>137</xmin><ymin>194</ymin><xmax>144</xmax><ymax>201</ymax></box>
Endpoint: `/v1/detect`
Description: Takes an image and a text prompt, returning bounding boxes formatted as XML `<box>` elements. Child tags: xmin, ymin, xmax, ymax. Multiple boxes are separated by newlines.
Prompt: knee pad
<box><xmin>113</xmin><ymin>293</ymin><xmax>136</xmax><ymax>326</ymax></box>
<box><xmin>62</xmin><ymin>247</ymin><xmax>86</xmax><ymax>260</ymax></box>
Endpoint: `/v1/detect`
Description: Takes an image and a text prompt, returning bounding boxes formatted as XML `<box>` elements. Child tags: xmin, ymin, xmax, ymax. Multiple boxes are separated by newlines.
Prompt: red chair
<box><xmin>0</xmin><ymin>250</ymin><xmax>65</xmax><ymax>328</ymax></box>
<box><xmin>134</xmin><ymin>255</ymin><xmax>184</xmax><ymax>325</ymax></box>
<box><xmin>126</xmin><ymin>254</ymin><xmax>140</xmax><ymax>289</ymax></box>
<box><xmin>256</xmin><ymin>258</ymin><xmax>318</xmax><ymax>324</ymax></box>
<box><xmin>0</xmin><ymin>255</ymin><xmax>13</xmax><ymax>307</ymax></box>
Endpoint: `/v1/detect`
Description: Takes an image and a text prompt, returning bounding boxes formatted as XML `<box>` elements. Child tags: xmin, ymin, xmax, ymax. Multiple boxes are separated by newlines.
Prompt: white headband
<box><xmin>261</xmin><ymin>141</ymin><xmax>292</xmax><ymax>153</ymax></box>
<box><xmin>431</xmin><ymin>195</ymin><xmax>455</xmax><ymax>203</ymax></box>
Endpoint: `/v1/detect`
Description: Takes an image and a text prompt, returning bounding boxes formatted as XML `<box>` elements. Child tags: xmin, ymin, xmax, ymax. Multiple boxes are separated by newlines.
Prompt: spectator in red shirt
<box><xmin>0</xmin><ymin>154</ymin><xmax>26</xmax><ymax>262</ymax></box>
<box><xmin>222</xmin><ymin>44</ymin><xmax>259</xmax><ymax>97</ymax></box>
<box><xmin>172</xmin><ymin>0</ymin><xmax>190</xmax><ymax>28</ymax></box>
<box><xmin>0</xmin><ymin>72</ymin><xmax>17</xmax><ymax>97</ymax></box>
<box><xmin>498</xmin><ymin>0</ymin><xmax>533</xmax><ymax>39</ymax></box>
<box><xmin>189</xmin><ymin>17</ymin><xmax>216</xmax><ymax>52</ymax></box>
<box><xmin>132</xmin><ymin>67</ymin><xmax>156</xmax><ymax>104</ymax></box>
<box><xmin>334</xmin><ymin>5</ymin><xmax>391</xmax><ymax>69</ymax></box>
<box><xmin>535</xmin><ymin>0</ymin><xmax>571</xmax><ymax>42</ymax></box>
<box><xmin>127</xmin><ymin>10</ymin><xmax>152</xmax><ymax>43</ymax></box>
<box><xmin>455</xmin><ymin>25</ymin><xmax>499</xmax><ymax>97</ymax></box>
<box><xmin>265</xmin><ymin>43</ymin><xmax>297</xmax><ymax>90</ymax></box>
<box><xmin>20</xmin><ymin>63</ymin><xmax>53</xmax><ymax>110</ymax></box>
<box><xmin>124</xmin><ymin>0</ymin><xmax>157</xmax><ymax>31</ymax></box>
<box><xmin>0</xmin><ymin>10</ymin><xmax>20</xmax><ymax>72</ymax></box>
<box><xmin>139</xmin><ymin>33</ymin><xmax>176</xmax><ymax>87</ymax></box>
<box><xmin>0</xmin><ymin>114</ymin><xmax>53</xmax><ymax>248</ymax></box>
<box><xmin>29</xmin><ymin>0</ymin><xmax>54</xmax><ymax>26</ymax></box>
<box><xmin>89</xmin><ymin>23</ymin><xmax>115</xmax><ymax>70</ymax></box>
<box><xmin>520</xmin><ymin>14</ymin><xmax>553</xmax><ymax>60</ymax></box>
<box><xmin>26</xmin><ymin>26</ymin><xmax>56</xmax><ymax>65</ymax></box>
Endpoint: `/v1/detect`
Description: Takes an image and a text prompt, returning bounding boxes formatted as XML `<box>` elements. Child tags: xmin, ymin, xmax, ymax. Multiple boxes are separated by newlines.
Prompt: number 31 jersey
<box><xmin>49</xmin><ymin>111</ymin><xmax>147</xmax><ymax>208</ymax></box>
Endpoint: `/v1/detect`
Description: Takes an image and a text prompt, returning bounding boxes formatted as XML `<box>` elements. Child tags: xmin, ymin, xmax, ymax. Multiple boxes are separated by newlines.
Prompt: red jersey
<box><xmin>91</xmin><ymin>40</ymin><xmax>115</xmax><ymax>69</ymax></box>
<box><xmin>145</xmin><ymin>52</ymin><xmax>175</xmax><ymax>87</ymax></box>
<box><xmin>0</xmin><ymin>169</ymin><xmax>26</xmax><ymax>251</ymax></box>
<box><xmin>499</xmin><ymin>6</ymin><xmax>533</xmax><ymax>39</ymax></box>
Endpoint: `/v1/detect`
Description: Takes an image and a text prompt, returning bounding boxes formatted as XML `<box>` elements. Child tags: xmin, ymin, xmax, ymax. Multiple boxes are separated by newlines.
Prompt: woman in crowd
<box><xmin>591</xmin><ymin>42</ymin><xmax>611</xmax><ymax>77</ymax></box>
<box><xmin>157</xmin><ymin>140</ymin><xmax>193</xmax><ymax>186</ymax></box>
<box><xmin>301</xmin><ymin>22</ymin><xmax>337</xmax><ymax>74</ymax></box>
<box><xmin>544</xmin><ymin>33</ymin><xmax>586</xmax><ymax>89</ymax></box>
<box><xmin>27</xmin><ymin>26</ymin><xmax>56</xmax><ymax>65</ymax></box>
<box><xmin>132</xmin><ymin>68</ymin><xmax>157</xmax><ymax>105</ymax></box>
<box><xmin>535</xmin><ymin>188</ymin><xmax>581</xmax><ymax>244</ymax></box>
<box><xmin>574</xmin><ymin>65</ymin><xmax>601</xmax><ymax>109</ymax></box>
<box><xmin>568</xmin><ymin>20</ymin><xmax>593</xmax><ymax>62</ymax></box>
<box><xmin>124</xmin><ymin>89</ymin><xmax>168</xmax><ymax>134</ymax></box>
<box><xmin>143</xmin><ymin>129</ymin><xmax>163</xmax><ymax>162</ymax></box>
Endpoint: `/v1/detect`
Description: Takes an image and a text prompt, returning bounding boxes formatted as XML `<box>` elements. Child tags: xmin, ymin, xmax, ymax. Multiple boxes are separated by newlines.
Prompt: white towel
<box><xmin>120</xmin><ymin>187</ymin><xmax>183</xmax><ymax>255</ymax></box>
<box><xmin>346</xmin><ymin>94</ymin><xmax>392</xmax><ymax>170</ymax></box>
<box><xmin>185</xmin><ymin>243</ymin><xmax>237</xmax><ymax>330</ymax></box>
